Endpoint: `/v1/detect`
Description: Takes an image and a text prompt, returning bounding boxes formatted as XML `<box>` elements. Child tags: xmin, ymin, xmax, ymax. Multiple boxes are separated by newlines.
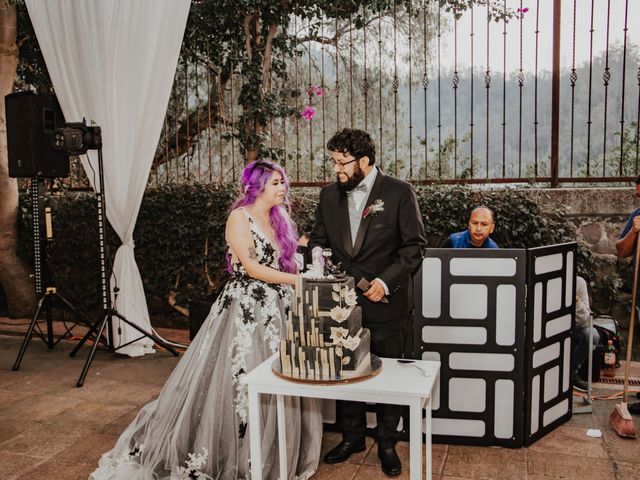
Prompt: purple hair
<box><xmin>228</xmin><ymin>160</ymin><xmax>299</xmax><ymax>274</ymax></box>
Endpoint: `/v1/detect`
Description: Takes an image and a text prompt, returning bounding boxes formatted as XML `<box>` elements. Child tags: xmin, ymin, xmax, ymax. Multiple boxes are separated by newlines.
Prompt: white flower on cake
<box><xmin>342</xmin><ymin>356</ymin><xmax>351</xmax><ymax>365</ymax></box>
<box><xmin>330</xmin><ymin>306</ymin><xmax>351</xmax><ymax>323</ymax></box>
<box><xmin>330</xmin><ymin>327</ymin><xmax>349</xmax><ymax>344</ymax></box>
<box><xmin>332</xmin><ymin>285</ymin><xmax>358</xmax><ymax>307</ymax></box>
<box><xmin>332</xmin><ymin>284</ymin><xmax>342</xmax><ymax>292</ymax></box>
<box><xmin>343</xmin><ymin>288</ymin><xmax>357</xmax><ymax>307</ymax></box>
<box><xmin>341</xmin><ymin>335</ymin><xmax>362</xmax><ymax>351</ymax></box>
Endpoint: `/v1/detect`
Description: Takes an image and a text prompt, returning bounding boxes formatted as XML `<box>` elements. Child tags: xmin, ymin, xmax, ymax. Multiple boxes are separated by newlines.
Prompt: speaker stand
<box><xmin>13</xmin><ymin>178</ymin><xmax>93</xmax><ymax>371</ymax></box>
<box><xmin>68</xmin><ymin>146</ymin><xmax>178</xmax><ymax>387</ymax></box>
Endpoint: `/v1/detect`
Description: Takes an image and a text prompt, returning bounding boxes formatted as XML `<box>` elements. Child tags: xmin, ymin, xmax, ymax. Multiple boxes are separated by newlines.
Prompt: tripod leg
<box><xmin>76</xmin><ymin>313</ymin><xmax>110</xmax><ymax>387</ymax></box>
<box><xmin>13</xmin><ymin>295</ymin><xmax>46</xmax><ymax>371</ymax></box>
<box><xmin>69</xmin><ymin>316</ymin><xmax>109</xmax><ymax>358</ymax></box>
<box><xmin>54</xmin><ymin>292</ymin><xmax>93</xmax><ymax>329</ymax></box>
<box><xmin>45</xmin><ymin>294</ymin><xmax>54</xmax><ymax>348</ymax></box>
<box><xmin>112</xmin><ymin>311</ymin><xmax>179</xmax><ymax>356</ymax></box>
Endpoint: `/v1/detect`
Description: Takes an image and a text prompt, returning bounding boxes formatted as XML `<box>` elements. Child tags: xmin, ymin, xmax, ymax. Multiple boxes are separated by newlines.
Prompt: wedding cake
<box><xmin>279</xmin><ymin>274</ymin><xmax>372</xmax><ymax>380</ymax></box>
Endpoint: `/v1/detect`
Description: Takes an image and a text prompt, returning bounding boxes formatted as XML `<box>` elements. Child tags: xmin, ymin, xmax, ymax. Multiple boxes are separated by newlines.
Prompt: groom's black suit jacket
<box><xmin>309</xmin><ymin>171</ymin><xmax>427</xmax><ymax>329</ymax></box>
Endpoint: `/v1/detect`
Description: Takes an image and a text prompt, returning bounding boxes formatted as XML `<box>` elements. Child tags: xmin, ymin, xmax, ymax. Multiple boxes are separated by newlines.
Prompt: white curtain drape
<box><xmin>26</xmin><ymin>0</ymin><xmax>191</xmax><ymax>356</ymax></box>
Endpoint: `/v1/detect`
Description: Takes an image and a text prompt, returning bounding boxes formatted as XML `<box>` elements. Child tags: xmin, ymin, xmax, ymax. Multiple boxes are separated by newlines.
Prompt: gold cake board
<box><xmin>272</xmin><ymin>354</ymin><xmax>382</xmax><ymax>385</ymax></box>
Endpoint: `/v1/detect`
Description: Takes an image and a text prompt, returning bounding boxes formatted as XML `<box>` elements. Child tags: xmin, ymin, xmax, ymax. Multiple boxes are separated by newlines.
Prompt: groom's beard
<box><xmin>336</xmin><ymin>165</ymin><xmax>365</xmax><ymax>193</ymax></box>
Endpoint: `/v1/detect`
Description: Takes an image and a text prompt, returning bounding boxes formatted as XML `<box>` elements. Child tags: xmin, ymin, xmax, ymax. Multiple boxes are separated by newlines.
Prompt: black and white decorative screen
<box><xmin>524</xmin><ymin>243</ymin><xmax>576</xmax><ymax>446</ymax></box>
<box><xmin>413</xmin><ymin>248</ymin><xmax>527</xmax><ymax>447</ymax></box>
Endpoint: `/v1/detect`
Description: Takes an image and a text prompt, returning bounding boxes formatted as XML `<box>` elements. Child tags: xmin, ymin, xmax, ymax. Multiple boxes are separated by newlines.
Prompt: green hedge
<box><xmin>17</xmin><ymin>184</ymin><xmax>593</xmax><ymax>323</ymax></box>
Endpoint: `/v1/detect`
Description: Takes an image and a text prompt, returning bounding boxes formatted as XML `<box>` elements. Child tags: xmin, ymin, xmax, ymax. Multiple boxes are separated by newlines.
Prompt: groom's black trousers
<box><xmin>339</xmin><ymin>321</ymin><xmax>405</xmax><ymax>448</ymax></box>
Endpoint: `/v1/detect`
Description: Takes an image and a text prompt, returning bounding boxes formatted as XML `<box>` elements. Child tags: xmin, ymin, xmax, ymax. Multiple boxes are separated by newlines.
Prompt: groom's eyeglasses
<box><xmin>328</xmin><ymin>157</ymin><xmax>358</xmax><ymax>169</ymax></box>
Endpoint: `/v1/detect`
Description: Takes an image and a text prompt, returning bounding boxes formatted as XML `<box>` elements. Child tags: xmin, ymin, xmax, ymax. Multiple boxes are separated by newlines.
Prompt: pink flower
<box><xmin>312</xmin><ymin>85</ymin><xmax>324</xmax><ymax>97</ymax></box>
<box><xmin>300</xmin><ymin>106</ymin><xmax>317</xmax><ymax>121</ymax></box>
<box><xmin>517</xmin><ymin>7</ymin><xmax>529</xmax><ymax>18</ymax></box>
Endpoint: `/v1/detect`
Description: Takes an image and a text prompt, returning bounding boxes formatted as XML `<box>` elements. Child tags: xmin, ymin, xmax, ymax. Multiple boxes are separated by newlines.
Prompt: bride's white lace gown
<box><xmin>90</xmin><ymin>210</ymin><xmax>322</xmax><ymax>479</ymax></box>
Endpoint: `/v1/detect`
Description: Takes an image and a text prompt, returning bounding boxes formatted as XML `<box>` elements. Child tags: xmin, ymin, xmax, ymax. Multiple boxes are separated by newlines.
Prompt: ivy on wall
<box><xmin>16</xmin><ymin>184</ymin><xmax>594</xmax><ymax>323</ymax></box>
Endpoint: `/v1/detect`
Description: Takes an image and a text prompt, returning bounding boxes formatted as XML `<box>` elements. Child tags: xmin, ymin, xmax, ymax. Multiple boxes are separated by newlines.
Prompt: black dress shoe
<box><xmin>323</xmin><ymin>440</ymin><xmax>366</xmax><ymax>464</ymax></box>
<box><xmin>378</xmin><ymin>445</ymin><xmax>402</xmax><ymax>476</ymax></box>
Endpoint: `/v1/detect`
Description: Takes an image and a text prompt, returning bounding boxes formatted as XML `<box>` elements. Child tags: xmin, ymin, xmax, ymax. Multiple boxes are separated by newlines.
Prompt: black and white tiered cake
<box><xmin>279</xmin><ymin>276</ymin><xmax>372</xmax><ymax>380</ymax></box>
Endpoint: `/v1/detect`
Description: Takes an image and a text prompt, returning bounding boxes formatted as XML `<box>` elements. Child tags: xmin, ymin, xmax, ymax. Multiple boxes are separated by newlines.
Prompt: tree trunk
<box><xmin>0</xmin><ymin>0</ymin><xmax>34</xmax><ymax>317</ymax></box>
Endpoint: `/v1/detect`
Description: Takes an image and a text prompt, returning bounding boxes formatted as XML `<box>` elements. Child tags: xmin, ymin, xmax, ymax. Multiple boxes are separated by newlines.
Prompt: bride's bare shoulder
<box><xmin>226</xmin><ymin>208</ymin><xmax>251</xmax><ymax>235</ymax></box>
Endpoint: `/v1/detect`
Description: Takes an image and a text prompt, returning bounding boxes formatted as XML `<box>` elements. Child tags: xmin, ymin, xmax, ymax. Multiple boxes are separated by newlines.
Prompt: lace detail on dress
<box><xmin>226</xmin><ymin>210</ymin><xmax>289</xmax><ymax>437</ymax></box>
<box><xmin>171</xmin><ymin>447</ymin><xmax>212</xmax><ymax>480</ymax></box>
<box><xmin>89</xmin><ymin>207</ymin><xmax>321</xmax><ymax>480</ymax></box>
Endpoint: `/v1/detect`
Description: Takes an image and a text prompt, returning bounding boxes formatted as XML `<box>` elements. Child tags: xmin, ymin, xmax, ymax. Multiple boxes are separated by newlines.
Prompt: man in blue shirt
<box><xmin>616</xmin><ymin>175</ymin><xmax>640</xmax><ymax>260</ymax></box>
<box><xmin>616</xmin><ymin>175</ymin><xmax>640</xmax><ymax>413</ymax></box>
<box><xmin>442</xmin><ymin>206</ymin><xmax>498</xmax><ymax>249</ymax></box>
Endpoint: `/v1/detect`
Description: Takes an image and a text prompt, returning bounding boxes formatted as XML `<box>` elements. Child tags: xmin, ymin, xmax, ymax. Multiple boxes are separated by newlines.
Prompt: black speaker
<box><xmin>5</xmin><ymin>91</ymin><xmax>69</xmax><ymax>178</ymax></box>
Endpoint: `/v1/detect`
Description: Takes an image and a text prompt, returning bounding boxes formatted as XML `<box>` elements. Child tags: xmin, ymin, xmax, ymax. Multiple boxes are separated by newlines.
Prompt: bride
<box><xmin>90</xmin><ymin>160</ymin><xmax>322</xmax><ymax>479</ymax></box>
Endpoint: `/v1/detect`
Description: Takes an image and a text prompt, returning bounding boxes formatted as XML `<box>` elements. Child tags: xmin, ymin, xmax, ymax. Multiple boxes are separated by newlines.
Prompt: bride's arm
<box><xmin>225</xmin><ymin>209</ymin><xmax>298</xmax><ymax>286</ymax></box>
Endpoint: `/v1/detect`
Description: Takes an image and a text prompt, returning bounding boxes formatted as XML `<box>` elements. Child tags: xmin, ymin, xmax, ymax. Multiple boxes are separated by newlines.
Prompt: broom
<box><xmin>609</xmin><ymin>234</ymin><xmax>640</xmax><ymax>438</ymax></box>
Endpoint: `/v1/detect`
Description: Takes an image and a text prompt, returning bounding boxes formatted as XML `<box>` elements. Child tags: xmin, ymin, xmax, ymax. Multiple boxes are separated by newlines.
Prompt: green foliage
<box><xmin>17</xmin><ymin>183</ymin><xmax>594</xmax><ymax>322</ymax></box>
<box><xmin>416</xmin><ymin>185</ymin><xmax>596</xmax><ymax>278</ymax></box>
<box><xmin>17</xmin><ymin>184</ymin><xmax>237</xmax><ymax>320</ymax></box>
<box><xmin>180</xmin><ymin>0</ymin><xmax>510</xmax><ymax>162</ymax></box>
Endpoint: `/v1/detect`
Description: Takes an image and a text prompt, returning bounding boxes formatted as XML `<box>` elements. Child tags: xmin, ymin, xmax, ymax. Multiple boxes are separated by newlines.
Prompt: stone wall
<box><xmin>526</xmin><ymin>187</ymin><xmax>638</xmax><ymax>325</ymax></box>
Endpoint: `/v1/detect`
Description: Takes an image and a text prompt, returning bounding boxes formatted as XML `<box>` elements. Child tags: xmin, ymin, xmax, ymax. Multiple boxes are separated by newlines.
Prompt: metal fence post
<box><xmin>551</xmin><ymin>0</ymin><xmax>561</xmax><ymax>187</ymax></box>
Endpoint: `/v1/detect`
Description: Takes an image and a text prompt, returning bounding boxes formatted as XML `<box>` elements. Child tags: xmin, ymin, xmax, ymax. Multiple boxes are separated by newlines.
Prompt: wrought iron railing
<box><xmin>56</xmin><ymin>0</ymin><xmax>640</xmax><ymax>189</ymax></box>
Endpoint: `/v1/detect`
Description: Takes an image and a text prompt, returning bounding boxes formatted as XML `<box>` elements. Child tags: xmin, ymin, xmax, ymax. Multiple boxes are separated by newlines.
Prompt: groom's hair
<box><xmin>327</xmin><ymin>128</ymin><xmax>376</xmax><ymax>165</ymax></box>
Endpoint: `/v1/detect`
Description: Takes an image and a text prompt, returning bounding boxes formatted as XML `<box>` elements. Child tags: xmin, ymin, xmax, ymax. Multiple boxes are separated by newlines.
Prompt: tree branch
<box><xmin>243</xmin><ymin>13</ymin><xmax>255</xmax><ymax>61</ymax></box>
<box><xmin>261</xmin><ymin>23</ymin><xmax>278</xmax><ymax>91</ymax></box>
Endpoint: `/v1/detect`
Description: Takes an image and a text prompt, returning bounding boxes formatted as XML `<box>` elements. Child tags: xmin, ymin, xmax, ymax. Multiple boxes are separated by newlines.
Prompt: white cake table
<box><xmin>241</xmin><ymin>354</ymin><xmax>440</xmax><ymax>480</ymax></box>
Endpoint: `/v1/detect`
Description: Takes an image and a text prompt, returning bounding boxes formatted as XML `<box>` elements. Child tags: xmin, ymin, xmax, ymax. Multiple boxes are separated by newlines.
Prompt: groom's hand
<box><xmin>363</xmin><ymin>279</ymin><xmax>386</xmax><ymax>303</ymax></box>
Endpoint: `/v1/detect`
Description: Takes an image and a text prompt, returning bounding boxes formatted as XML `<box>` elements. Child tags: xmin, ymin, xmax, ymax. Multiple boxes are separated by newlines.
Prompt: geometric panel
<box><xmin>450</xmin><ymin>284</ymin><xmax>487</xmax><ymax>319</ymax></box>
<box><xmin>524</xmin><ymin>242</ymin><xmax>576</xmax><ymax>446</ymax></box>
<box><xmin>449</xmin><ymin>378</ymin><xmax>486</xmax><ymax>412</ymax></box>
<box><xmin>413</xmin><ymin>248</ymin><xmax>527</xmax><ymax>447</ymax></box>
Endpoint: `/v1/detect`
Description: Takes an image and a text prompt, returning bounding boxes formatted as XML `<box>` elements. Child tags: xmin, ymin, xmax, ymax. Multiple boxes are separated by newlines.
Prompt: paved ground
<box><xmin>2</xmin><ymin>319</ymin><xmax>640</xmax><ymax>479</ymax></box>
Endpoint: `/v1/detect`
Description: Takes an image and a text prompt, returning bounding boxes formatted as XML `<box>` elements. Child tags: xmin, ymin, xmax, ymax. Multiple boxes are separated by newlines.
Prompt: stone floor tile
<box><xmin>442</xmin><ymin>445</ymin><xmax>527</xmax><ymax>480</ymax></box>
<box><xmin>312</xmin><ymin>460</ymin><xmax>360</xmax><ymax>480</ymax></box>
<box><xmin>362</xmin><ymin>440</ymin><xmax>448</xmax><ymax>476</ymax></box>
<box><xmin>0</xmin><ymin>371</ymin><xmax>76</xmax><ymax>396</ymax></box>
<box><xmin>601</xmin><ymin>429</ymin><xmax>640</xmax><ymax>465</ymax></box>
<box><xmin>43</xmin><ymin>400</ymin><xmax>138</xmax><ymax>430</ymax></box>
<box><xmin>0</xmin><ymin>418</ymin><xmax>40</xmax><ymax>445</ymax></box>
<box><xmin>0</xmin><ymin>388</ymin><xmax>29</xmax><ymax>409</ymax></box>
<box><xmin>57</xmin><ymin>432</ymin><xmax>119</xmax><ymax>465</ymax></box>
<box><xmin>353</xmin><ymin>463</ymin><xmax>410</xmax><ymax>480</ymax></box>
<box><xmin>62</xmin><ymin>377</ymin><xmax>159</xmax><ymax>405</ymax></box>
<box><xmin>0</xmin><ymin>393</ymin><xmax>84</xmax><ymax>423</ymax></box>
<box><xmin>0</xmin><ymin>421</ymin><xmax>87</xmax><ymax>459</ymax></box>
<box><xmin>614</xmin><ymin>461</ymin><xmax>640</xmax><ymax>479</ymax></box>
<box><xmin>17</xmin><ymin>459</ymin><xmax>96</xmax><ymax>480</ymax></box>
<box><xmin>81</xmin><ymin>353</ymin><xmax>180</xmax><ymax>386</ymax></box>
<box><xmin>98</xmin><ymin>407</ymin><xmax>141</xmax><ymax>435</ymax></box>
<box><xmin>527</xmin><ymin>424</ymin><xmax>608</xmax><ymax>459</ymax></box>
<box><xmin>0</xmin><ymin>452</ymin><xmax>46</xmax><ymax>480</ymax></box>
<box><xmin>526</xmin><ymin>450</ymin><xmax>615</xmax><ymax>479</ymax></box>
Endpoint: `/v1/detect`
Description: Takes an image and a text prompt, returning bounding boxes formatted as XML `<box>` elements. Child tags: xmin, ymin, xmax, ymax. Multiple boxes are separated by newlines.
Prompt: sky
<box><xmin>437</xmin><ymin>0</ymin><xmax>639</xmax><ymax>74</ymax></box>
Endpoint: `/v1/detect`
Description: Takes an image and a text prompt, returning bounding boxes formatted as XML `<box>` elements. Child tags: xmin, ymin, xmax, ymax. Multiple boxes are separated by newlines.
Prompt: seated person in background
<box><xmin>572</xmin><ymin>276</ymin><xmax>600</xmax><ymax>392</ymax></box>
<box><xmin>441</xmin><ymin>206</ymin><xmax>498</xmax><ymax>248</ymax></box>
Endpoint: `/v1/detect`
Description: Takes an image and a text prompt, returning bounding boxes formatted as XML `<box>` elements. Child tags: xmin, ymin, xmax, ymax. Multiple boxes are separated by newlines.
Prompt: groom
<box><xmin>309</xmin><ymin>128</ymin><xmax>426</xmax><ymax>476</ymax></box>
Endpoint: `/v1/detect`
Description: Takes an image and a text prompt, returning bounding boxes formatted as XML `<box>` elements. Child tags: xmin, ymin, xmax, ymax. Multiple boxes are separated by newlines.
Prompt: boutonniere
<box><xmin>362</xmin><ymin>199</ymin><xmax>384</xmax><ymax>219</ymax></box>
